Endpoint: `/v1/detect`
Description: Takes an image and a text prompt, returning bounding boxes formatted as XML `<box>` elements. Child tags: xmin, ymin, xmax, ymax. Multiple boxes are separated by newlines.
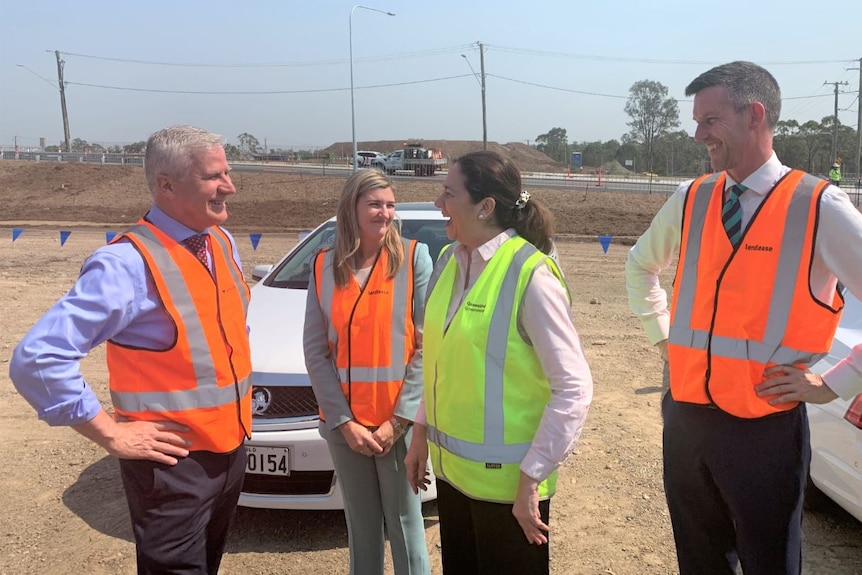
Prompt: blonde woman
<box><xmin>304</xmin><ymin>169</ymin><xmax>432</xmax><ymax>574</ymax></box>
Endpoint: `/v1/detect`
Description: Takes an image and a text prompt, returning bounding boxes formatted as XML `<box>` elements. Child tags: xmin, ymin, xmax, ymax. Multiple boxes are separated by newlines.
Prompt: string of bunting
<box><xmin>9</xmin><ymin>228</ymin><xmax>266</xmax><ymax>250</ymax></box>
<box><xmin>10</xmin><ymin>227</ymin><xmax>611</xmax><ymax>255</ymax></box>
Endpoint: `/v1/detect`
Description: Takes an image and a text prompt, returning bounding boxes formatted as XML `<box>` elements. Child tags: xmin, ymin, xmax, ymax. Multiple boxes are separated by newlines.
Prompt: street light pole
<box><xmin>350</xmin><ymin>5</ymin><xmax>395</xmax><ymax>173</ymax></box>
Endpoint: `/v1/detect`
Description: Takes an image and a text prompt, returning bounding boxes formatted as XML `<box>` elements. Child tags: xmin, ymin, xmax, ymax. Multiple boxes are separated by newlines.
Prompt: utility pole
<box><xmin>479</xmin><ymin>41</ymin><xmax>487</xmax><ymax>150</ymax></box>
<box><xmin>55</xmin><ymin>50</ymin><xmax>71</xmax><ymax>152</ymax></box>
<box><xmin>824</xmin><ymin>79</ymin><xmax>849</xmax><ymax>162</ymax></box>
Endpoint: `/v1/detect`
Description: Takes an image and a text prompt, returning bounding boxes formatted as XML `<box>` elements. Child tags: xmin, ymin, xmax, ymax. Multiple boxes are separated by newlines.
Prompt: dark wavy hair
<box><xmin>454</xmin><ymin>151</ymin><xmax>555</xmax><ymax>254</ymax></box>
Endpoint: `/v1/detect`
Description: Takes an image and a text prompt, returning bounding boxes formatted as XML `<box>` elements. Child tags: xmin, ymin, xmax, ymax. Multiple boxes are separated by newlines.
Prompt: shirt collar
<box><xmin>145</xmin><ymin>205</ymin><xmax>210</xmax><ymax>243</ymax></box>
<box><xmin>453</xmin><ymin>228</ymin><xmax>516</xmax><ymax>262</ymax></box>
<box><xmin>724</xmin><ymin>152</ymin><xmax>782</xmax><ymax>196</ymax></box>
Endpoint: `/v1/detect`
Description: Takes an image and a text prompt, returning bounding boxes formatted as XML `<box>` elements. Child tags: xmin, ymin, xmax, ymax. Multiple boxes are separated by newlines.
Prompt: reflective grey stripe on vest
<box><xmin>114</xmin><ymin>376</ymin><xmax>251</xmax><ymax>413</ymax></box>
<box><xmin>210</xmin><ymin>228</ymin><xmax>250</xmax><ymax>310</ymax></box>
<box><xmin>669</xmin><ymin>173</ymin><xmax>826</xmax><ymax>365</ymax></box>
<box><xmin>318</xmin><ymin>239</ymin><xmax>412</xmax><ymax>384</ymax></box>
<box><xmin>428</xmin><ymin>241</ymin><xmax>537</xmax><ymax>464</ymax></box>
<box><xmin>111</xmin><ymin>224</ymin><xmax>251</xmax><ymax>412</ymax></box>
<box><xmin>672</xmin><ymin>174</ymin><xmax>720</xmax><ymax>325</ymax></box>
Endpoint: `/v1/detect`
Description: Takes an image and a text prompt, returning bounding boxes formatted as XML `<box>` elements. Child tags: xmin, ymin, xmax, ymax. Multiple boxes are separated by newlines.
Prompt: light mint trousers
<box><xmin>322</xmin><ymin>424</ymin><xmax>430</xmax><ymax>575</ymax></box>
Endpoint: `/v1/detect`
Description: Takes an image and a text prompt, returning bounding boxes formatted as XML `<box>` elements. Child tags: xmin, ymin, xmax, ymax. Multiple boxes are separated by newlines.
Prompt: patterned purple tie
<box><xmin>183</xmin><ymin>233</ymin><xmax>210</xmax><ymax>270</ymax></box>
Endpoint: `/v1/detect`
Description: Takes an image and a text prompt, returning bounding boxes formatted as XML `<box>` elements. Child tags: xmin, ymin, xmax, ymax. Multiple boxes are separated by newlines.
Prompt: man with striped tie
<box><xmin>10</xmin><ymin>125</ymin><xmax>252</xmax><ymax>574</ymax></box>
<box><xmin>625</xmin><ymin>61</ymin><xmax>862</xmax><ymax>574</ymax></box>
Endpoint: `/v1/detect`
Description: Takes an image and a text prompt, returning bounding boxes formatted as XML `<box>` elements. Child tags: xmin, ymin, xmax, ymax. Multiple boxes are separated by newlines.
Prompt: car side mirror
<box><xmin>251</xmin><ymin>264</ymin><xmax>273</xmax><ymax>282</ymax></box>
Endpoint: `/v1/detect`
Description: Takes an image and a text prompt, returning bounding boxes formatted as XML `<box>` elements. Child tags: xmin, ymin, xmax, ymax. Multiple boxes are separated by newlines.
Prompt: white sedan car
<box><xmin>809</xmin><ymin>289</ymin><xmax>862</xmax><ymax>522</ymax></box>
<box><xmin>239</xmin><ymin>203</ymin><xmax>448</xmax><ymax>509</ymax></box>
<box><xmin>348</xmin><ymin>150</ymin><xmax>385</xmax><ymax>168</ymax></box>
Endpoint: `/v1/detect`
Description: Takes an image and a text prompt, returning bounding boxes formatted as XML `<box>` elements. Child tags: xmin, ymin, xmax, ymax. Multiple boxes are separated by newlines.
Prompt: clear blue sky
<box><xmin>1</xmin><ymin>0</ymin><xmax>860</xmax><ymax>151</ymax></box>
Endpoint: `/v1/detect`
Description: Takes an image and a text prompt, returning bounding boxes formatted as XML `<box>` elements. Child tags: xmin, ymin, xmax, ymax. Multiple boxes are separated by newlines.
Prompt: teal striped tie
<box><xmin>722</xmin><ymin>184</ymin><xmax>744</xmax><ymax>247</ymax></box>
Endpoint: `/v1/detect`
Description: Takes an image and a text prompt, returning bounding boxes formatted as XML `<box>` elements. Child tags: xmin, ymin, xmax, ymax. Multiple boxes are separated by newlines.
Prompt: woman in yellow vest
<box><xmin>404</xmin><ymin>151</ymin><xmax>594</xmax><ymax>575</ymax></box>
<box><xmin>304</xmin><ymin>169</ymin><xmax>432</xmax><ymax>575</ymax></box>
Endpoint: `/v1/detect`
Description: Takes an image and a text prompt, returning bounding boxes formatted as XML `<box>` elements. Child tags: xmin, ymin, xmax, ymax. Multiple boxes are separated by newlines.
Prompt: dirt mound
<box><xmin>602</xmin><ymin>160</ymin><xmax>633</xmax><ymax>176</ymax></box>
<box><xmin>323</xmin><ymin>140</ymin><xmax>563</xmax><ymax>173</ymax></box>
<box><xmin>0</xmin><ymin>160</ymin><xmax>671</xmax><ymax>238</ymax></box>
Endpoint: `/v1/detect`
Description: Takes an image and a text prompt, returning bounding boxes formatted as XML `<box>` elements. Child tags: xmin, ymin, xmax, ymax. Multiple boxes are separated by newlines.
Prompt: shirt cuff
<box><xmin>414</xmin><ymin>400</ymin><xmax>426</xmax><ymax>426</ymax></box>
<box><xmin>520</xmin><ymin>449</ymin><xmax>556</xmax><ymax>483</ymax></box>
<box><xmin>822</xmin><ymin>359</ymin><xmax>862</xmax><ymax>400</ymax></box>
<box><xmin>643</xmin><ymin>315</ymin><xmax>670</xmax><ymax>346</ymax></box>
<box><xmin>39</xmin><ymin>393</ymin><xmax>103</xmax><ymax>427</ymax></box>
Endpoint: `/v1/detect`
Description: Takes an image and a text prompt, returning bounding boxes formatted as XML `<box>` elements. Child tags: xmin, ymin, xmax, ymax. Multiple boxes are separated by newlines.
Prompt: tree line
<box><xmin>535</xmin><ymin>80</ymin><xmax>859</xmax><ymax>178</ymax></box>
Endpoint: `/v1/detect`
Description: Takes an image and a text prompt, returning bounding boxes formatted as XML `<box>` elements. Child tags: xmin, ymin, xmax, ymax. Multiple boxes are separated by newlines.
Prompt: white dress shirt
<box><xmin>625</xmin><ymin>153</ymin><xmax>862</xmax><ymax>400</ymax></box>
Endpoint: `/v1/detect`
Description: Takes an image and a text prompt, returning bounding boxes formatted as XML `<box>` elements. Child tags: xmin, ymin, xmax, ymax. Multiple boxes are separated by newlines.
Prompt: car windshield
<box><xmin>263</xmin><ymin>218</ymin><xmax>450</xmax><ymax>290</ymax></box>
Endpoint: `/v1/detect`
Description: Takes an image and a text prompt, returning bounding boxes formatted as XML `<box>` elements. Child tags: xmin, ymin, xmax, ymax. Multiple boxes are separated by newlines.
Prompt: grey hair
<box><xmin>144</xmin><ymin>125</ymin><xmax>225</xmax><ymax>194</ymax></box>
<box><xmin>684</xmin><ymin>61</ymin><xmax>781</xmax><ymax>129</ymax></box>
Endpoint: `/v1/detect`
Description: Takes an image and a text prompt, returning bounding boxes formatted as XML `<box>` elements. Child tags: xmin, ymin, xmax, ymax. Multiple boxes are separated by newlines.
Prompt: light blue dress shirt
<box><xmin>8</xmin><ymin>206</ymin><xmax>243</xmax><ymax>427</ymax></box>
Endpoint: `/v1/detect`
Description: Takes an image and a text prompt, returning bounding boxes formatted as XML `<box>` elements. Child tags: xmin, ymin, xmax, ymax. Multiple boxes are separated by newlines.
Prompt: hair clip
<box><xmin>514</xmin><ymin>190</ymin><xmax>531</xmax><ymax>210</ymax></box>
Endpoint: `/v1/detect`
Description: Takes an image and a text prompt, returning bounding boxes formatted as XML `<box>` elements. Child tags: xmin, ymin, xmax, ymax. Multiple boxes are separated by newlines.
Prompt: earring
<box><xmin>478</xmin><ymin>213</ymin><xmax>485</xmax><ymax>220</ymax></box>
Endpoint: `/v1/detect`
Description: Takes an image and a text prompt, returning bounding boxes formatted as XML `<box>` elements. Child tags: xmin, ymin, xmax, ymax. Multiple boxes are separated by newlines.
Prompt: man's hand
<box><xmin>404</xmin><ymin>425</ymin><xmax>431</xmax><ymax>494</ymax></box>
<box><xmin>756</xmin><ymin>365</ymin><xmax>839</xmax><ymax>405</ymax></box>
<box><xmin>338</xmin><ymin>420</ymin><xmax>384</xmax><ymax>457</ymax></box>
<box><xmin>512</xmin><ymin>472</ymin><xmax>549</xmax><ymax>545</ymax></box>
<box><xmin>73</xmin><ymin>410</ymin><xmax>191</xmax><ymax>465</ymax></box>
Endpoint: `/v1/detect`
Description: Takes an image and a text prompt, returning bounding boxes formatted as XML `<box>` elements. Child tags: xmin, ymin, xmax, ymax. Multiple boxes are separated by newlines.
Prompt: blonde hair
<box><xmin>332</xmin><ymin>169</ymin><xmax>404</xmax><ymax>288</ymax></box>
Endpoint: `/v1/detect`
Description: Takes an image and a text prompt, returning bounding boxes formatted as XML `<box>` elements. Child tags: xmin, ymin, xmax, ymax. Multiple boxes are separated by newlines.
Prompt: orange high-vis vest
<box><xmin>313</xmin><ymin>239</ymin><xmax>416</xmax><ymax>427</ymax></box>
<box><xmin>668</xmin><ymin>170</ymin><xmax>843</xmax><ymax>418</ymax></box>
<box><xmin>107</xmin><ymin>221</ymin><xmax>252</xmax><ymax>453</ymax></box>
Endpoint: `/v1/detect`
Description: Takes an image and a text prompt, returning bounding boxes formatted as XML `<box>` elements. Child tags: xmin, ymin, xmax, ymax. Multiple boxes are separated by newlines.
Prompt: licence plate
<box><xmin>245</xmin><ymin>446</ymin><xmax>290</xmax><ymax>476</ymax></box>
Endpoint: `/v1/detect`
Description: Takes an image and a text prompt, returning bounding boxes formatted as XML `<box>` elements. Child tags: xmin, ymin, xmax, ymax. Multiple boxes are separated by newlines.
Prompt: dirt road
<box><xmin>1</xmin><ymin>229</ymin><xmax>860</xmax><ymax>575</ymax></box>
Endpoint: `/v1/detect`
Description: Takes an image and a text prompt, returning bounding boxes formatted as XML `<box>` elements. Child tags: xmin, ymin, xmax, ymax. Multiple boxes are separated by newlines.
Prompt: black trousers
<box><xmin>662</xmin><ymin>392</ymin><xmax>809</xmax><ymax>575</ymax></box>
<box><xmin>436</xmin><ymin>479</ymin><xmax>550</xmax><ymax>575</ymax></box>
<box><xmin>119</xmin><ymin>446</ymin><xmax>247</xmax><ymax>575</ymax></box>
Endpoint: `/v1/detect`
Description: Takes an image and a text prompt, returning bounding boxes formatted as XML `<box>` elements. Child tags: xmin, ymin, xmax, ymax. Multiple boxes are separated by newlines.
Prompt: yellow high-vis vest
<box><xmin>424</xmin><ymin>236</ymin><xmax>567</xmax><ymax>503</ymax></box>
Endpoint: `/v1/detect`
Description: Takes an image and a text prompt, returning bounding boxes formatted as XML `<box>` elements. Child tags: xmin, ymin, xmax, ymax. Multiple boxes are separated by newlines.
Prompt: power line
<box><xmin>57</xmin><ymin>46</ymin><xmax>856</xmax><ymax>69</ymax></box>
<box><xmin>784</xmin><ymin>92</ymin><xmax>852</xmax><ymax>100</ymax></box>
<box><xmin>60</xmin><ymin>68</ymin><xmax>845</xmax><ymax>104</ymax></box>
<box><xmin>64</xmin><ymin>74</ymin><xmax>473</xmax><ymax>95</ymax></box>
<box><xmin>485</xmin><ymin>44</ymin><xmax>854</xmax><ymax>66</ymax></box>
<box><xmin>488</xmin><ymin>74</ymin><xmax>629</xmax><ymax>99</ymax></box>
<box><xmin>489</xmin><ymin>73</ymin><xmax>838</xmax><ymax>103</ymax></box>
<box><xmin>58</xmin><ymin>45</ymin><xmax>473</xmax><ymax>68</ymax></box>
